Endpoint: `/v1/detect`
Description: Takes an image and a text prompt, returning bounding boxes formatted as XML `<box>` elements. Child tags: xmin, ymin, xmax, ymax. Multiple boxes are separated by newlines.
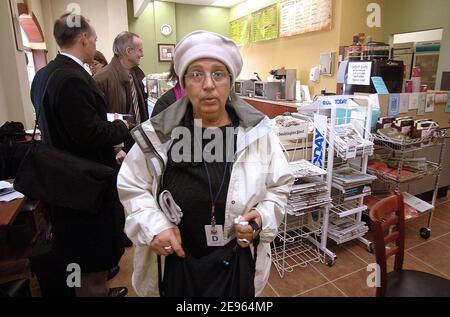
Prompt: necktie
<box><xmin>129</xmin><ymin>73</ymin><xmax>141</xmax><ymax>124</ymax></box>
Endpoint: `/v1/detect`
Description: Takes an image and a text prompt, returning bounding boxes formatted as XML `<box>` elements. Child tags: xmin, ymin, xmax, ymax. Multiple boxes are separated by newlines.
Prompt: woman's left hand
<box><xmin>235</xmin><ymin>210</ymin><xmax>262</xmax><ymax>248</ymax></box>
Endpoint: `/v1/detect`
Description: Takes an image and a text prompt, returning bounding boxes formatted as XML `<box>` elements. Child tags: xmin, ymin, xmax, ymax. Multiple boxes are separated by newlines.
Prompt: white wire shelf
<box><xmin>271</xmin><ymin>240</ymin><xmax>324</xmax><ymax>275</ymax></box>
<box><xmin>368</xmin><ymin>161</ymin><xmax>441</xmax><ymax>185</ymax></box>
<box><xmin>327</xmin><ymin>216</ymin><xmax>369</xmax><ymax>245</ymax></box>
<box><xmin>278</xmin><ymin>213</ymin><xmax>323</xmax><ymax>239</ymax></box>
<box><xmin>330</xmin><ymin>201</ymin><xmax>368</xmax><ymax>218</ymax></box>
<box><xmin>373</xmin><ymin>128</ymin><xmax>447</xmax><ymax>151</ymax></box>
<box><xmin>328</xmin><ymin>229</ymin><xmax>369</xmax><ymax>245</ymax></box>
<box><xmin>286</xmin><ymin>200</ymin><xmax>332</xmax><ymax>216</ymax></box>
<box><xmin>332</xmin><ymin>190</ymin><xmax>372</xmax><ymax>203</ymax></box>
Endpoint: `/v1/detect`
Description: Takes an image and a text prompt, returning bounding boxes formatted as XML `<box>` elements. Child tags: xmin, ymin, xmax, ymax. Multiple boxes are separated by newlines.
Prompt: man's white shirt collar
<box><xmin>61</xmin><ymin>52</ymin><xmax>84</xmax><ymax>68</ymax></box>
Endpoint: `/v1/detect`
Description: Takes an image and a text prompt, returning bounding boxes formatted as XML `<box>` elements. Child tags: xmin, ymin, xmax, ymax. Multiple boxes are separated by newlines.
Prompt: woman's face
<box><xmin>89</xmin><ymin>60</ymin><xmax>105</xmax><ymax>75</ymax></box>
<box><xmin>184</xmin><ymin>58</ymin><xmax>231</xmax><ymax>123</ymax></box>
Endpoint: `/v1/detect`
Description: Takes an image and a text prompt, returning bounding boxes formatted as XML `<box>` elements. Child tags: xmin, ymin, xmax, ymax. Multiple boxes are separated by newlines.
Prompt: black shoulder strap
<box><xmin>32</xmin><ymin>69</ymin><xmax>61</xmax><ymax>144</ymax></box>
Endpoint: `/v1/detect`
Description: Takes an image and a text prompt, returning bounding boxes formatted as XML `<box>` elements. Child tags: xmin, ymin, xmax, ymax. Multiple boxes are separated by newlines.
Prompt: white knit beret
<box><xmin>174</xmin><ymin>30</ymin><xmax>243</xmax><ymax>90</ymax></box>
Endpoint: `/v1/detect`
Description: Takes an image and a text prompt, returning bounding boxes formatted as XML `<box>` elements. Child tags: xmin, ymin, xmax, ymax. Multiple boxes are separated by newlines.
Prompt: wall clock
<box><xmin>161</xmin><ymin>24</ymin><xmax>173</xmax><ymax>37</ymax></box>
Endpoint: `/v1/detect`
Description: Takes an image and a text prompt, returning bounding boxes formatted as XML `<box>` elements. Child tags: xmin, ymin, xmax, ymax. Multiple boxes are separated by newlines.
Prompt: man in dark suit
<box><xmin>30</xmin><ymin>13</ymin><xmax>130</xmax><ymax>297</ymax></box>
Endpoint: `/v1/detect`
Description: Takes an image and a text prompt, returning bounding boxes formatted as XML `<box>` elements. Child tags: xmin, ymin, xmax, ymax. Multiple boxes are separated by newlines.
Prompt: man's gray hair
<box><xmin>113</xmin><ymin>31</ymin><xmax>140</xmax><ymax>57</ymax></box>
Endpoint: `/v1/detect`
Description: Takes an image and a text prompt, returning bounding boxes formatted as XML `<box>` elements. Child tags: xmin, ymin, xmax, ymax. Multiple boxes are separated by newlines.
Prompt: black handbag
<box><xmin>13</xmin><ymin>69</ymin><xmax>116</xmax><ymax>213</ymax></box>
<box><xmin>160</xmin><ymin>240</ymin><xmax>257</xmax><ymax>297</ymax></box>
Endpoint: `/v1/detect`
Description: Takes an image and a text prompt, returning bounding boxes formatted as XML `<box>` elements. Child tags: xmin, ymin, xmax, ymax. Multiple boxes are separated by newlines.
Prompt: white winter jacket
<box><xmin>117</xmin><ymin>94</ymin><xmax>294</xmax><ymax>297</ymax></box>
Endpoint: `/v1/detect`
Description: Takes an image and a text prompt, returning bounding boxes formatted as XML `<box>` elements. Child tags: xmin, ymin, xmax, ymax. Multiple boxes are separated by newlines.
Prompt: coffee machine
<box><xmin>270</xmin><ymin>68</ymin><xmax>297</xmax><ymax>101</ymax></box>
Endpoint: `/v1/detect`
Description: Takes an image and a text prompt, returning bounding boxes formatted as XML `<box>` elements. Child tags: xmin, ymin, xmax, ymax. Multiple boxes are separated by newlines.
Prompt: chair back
<box><xmin>369</xmin><ymin>192</ymin><xmax>406</xmax><ymax>297</ymax></box>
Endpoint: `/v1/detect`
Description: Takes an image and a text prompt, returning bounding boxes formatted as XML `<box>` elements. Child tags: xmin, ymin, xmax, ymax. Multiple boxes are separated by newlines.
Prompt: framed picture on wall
<box><xmin>9</xmin><ymin>0</ymin><xmax>24</xmax><ymax>52</ymax></box>
<box><xmin>158</xmin><ymin>44</ymin><xmax>175</xmax><ymax>62</ymax></box>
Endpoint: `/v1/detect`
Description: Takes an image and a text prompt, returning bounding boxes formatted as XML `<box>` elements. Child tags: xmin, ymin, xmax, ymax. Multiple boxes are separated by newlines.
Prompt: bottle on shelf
<box><xmin>411</xmin><ymin>66</ymin><xmax>421</xmax><ymax>93</ymax></box>
<box><xmin>348</xmin><ymin>34</ymin><xmax>362</xmax><ymax>61</ymax></box>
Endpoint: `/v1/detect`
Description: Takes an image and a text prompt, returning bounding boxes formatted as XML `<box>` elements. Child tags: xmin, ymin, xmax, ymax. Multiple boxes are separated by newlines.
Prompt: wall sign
<box><xmin>251</xmin><ymin>4</ymin><xmax>278</xmax><ymax>43</ymax></box>
<box><xmin>280</xmin><ymin>0</ymin><xmax>332</xmax><ymax>38</ymax></box>
<box><xmin>230</xmin><ymin>16</ymin><xmax>251</xmax><ymax>46</ymax></box>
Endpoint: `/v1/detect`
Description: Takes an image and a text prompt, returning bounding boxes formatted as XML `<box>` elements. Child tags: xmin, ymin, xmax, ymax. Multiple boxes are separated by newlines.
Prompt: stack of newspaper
<box><xmin>333</xmin><ymin>123</ymin><xmax>374</xmax><ymax>159</ymax></box>
<box><xmin>333</xmin><ymin>166</ymin><xmax>377</xmax><ymax>189</ymax></box>
<box><xmin>289</xmin><ymin>160</ymin><xmax>327</xmax><ymax>179</ymax></box>
<box><xmin>0</xmin><ymin>181</ymin><xmax>24</xmax><ymax>202</ymax></box>
<box><xmin>287</xmin><ymin>176</ymin><xmax>332</xmax><ymax>215</ymax></box>
<box><xmin>327</xmin><ymin>216</ymin><xmax>369</xmax><ymax>244</ymax></box>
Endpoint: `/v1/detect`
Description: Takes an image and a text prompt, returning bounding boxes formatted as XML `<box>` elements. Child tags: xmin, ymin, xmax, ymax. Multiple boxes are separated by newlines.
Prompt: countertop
<box><xmin>241</xmin><ymin>96</ymin><xmax>300</xmax><ymax>109</ymax></box>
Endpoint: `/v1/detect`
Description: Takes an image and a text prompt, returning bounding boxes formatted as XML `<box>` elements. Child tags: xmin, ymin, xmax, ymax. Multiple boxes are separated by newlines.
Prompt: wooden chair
<box><xmin>370</xmin><ymin>192</ymin><xmax>450</xmax><ymax>297</ymax></box>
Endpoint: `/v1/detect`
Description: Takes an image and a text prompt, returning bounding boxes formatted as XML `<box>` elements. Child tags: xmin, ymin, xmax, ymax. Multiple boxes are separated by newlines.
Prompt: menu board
<box><xmin>280</xmin><ymin>0</ymin><xmax>332</xmax><ymax>38</ymax></box>
<box><xmin>251</xmin><ymin>4</ymin><xmax>279</xmax><ymax>43</ymax></box>
<box><xmin>230</xmin><ymin>16</ymin><xmax>251</xmax><ymax>46</ymax></box>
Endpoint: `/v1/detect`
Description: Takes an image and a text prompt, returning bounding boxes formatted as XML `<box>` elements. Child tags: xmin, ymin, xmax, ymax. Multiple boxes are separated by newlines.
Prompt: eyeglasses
<box><xmin>184</xmin><ymin>71</ymin><xmax>231</xmax><ymax>85</ymax></box>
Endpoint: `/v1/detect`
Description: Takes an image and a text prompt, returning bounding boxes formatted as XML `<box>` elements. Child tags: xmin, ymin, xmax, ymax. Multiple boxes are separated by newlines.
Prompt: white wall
<box><xmin>45</xmin><ymin>0</ymin><xmax>129</xmax><ymax>62</ymax></box>
<box><xmin>0</xmin><ymin>0</ymin><xmax>35</xmax><ymax>128</ymax></box>
<box><xmin>31</xmin><ymin>0</ymin><xmax>46</xmax><ymax>32</ymax></box>
<box><xmin>1</xmin><ymin>0</ymin><xmax>129</xmax><ymax>126</ymax></box>
<box><xmin>0</xmin><ymin>75</ymin><xmax>8</xmax><ymax>124</ymax></box>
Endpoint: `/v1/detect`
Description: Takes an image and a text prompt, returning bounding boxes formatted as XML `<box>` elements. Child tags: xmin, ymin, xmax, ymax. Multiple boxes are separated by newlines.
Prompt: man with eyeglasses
<box><xmin>118</xmin><ymin>31</ymin><xmax>294</xmax><ymax>297</ymax></box>
<box><xmin>95</xmin><ymin>31</ymin><xmax>149</xmax><ymax>165</ymax></box>
<box><xmin>94</xmin><ymin>32</ymin><xmax>148</xmax><ymax>255</ymax></box>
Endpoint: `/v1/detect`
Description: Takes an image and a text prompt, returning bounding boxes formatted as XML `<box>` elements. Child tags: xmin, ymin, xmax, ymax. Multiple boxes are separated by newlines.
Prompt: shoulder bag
<box><xmin>14</xmin><ymin>70</ymin><xmax>116</xmax><ymax>213</ymax></box>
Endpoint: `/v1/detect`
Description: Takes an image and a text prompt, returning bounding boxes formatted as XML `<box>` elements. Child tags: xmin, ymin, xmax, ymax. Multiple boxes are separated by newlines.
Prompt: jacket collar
<box><xmin>110</xmin><ymin>56</ymin><xmax>131</xmax><ymax>83</ymax></box>
<box><xmin>149</xmin><ymin>92</ymin><xmax>266</xmax><ymax>144</ymax></box>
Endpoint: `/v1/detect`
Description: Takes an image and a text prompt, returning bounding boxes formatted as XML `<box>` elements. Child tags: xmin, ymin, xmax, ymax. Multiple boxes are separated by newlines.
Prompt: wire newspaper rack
<box><xmin>271</xmin><ymin>116</ymin><xmax>336</xmax><ymax>278</ymax></box>
<box><xmin>293</xmin><ymin>95</ymin><xmax>377</xmax><ymax>255</ymax></box>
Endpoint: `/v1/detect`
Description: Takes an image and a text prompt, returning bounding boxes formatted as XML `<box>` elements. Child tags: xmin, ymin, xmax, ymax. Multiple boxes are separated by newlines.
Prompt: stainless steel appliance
<box><xmin>254</xmin><ymin>81</ymin><xmax>280</xmax><ymax>100</ymax></box>
<box><xmin>270</xmin><ymin>68</ymin><xmax>297</xmax><ymax>101</ymax></box>
<box><xmin>147</xmin><ymin>78</ymin><xmax>175</xmax><ymax>99</ymax></box>
<box><xmin>234</xmin><ymin>80</ymin><xmax>254</xmax><ymax>96</ymax></box>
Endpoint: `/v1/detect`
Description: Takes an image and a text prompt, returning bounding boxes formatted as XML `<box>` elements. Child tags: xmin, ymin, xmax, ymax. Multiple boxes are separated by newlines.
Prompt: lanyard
<box><xmin>194</xmin><ymin>126</ymin><xmax>234</xmax><ymax>234</ymax></box>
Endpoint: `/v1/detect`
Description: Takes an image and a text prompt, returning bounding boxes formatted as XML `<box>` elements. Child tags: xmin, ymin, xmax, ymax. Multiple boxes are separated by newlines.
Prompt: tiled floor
<box><xmin>2</xmin><ymin>193</ymin><xmax>450</xmax><ymax>297</ymax></box>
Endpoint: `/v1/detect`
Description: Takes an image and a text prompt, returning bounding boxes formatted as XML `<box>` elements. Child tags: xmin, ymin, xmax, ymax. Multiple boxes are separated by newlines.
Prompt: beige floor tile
<box><xmin>311</xmin><ymin>245</ymin><xmax>367</xmax><ymax>282</ymax></box>
<box><xmin>268</xmin><ymin>263</ymin><xmax>328</xmax><ymax>297</ymax></box>
<box><xmin>299</xmin><ymin>282</ymin><xmax>345</xmax><ymax>297</ymax></box>
<box><xmin>408</xmin><ymin>240</ymin><xmax>450</xmax><ymax>278</ymax></box>
<box><xmin>403</xmin><ymin>253</ymin><xmax>449</xmax><ymax>279</ymax></box>
<box><xmin>435</xmin><ymin>196</ymin><xmax>449</xmax><ymax>206</ymax></box>
<box><xmin>437</xmin><ymin>233</ymin><xmax>450</xmax><ymax>247</ymax></box>
<box><xmin>404</xmin><ymin>216</ymin><xmax>450</xmax><ymax>250</ymax></box>
<box><xmin>332</xmin><ymin>269</ymin><xmax>376</xmax><ymax>297</ymax></box>
<box><xmin>260</xmin><ymin>284</ymin><xmax>278</xmax><ymax>297</ymax></box>
<box><xmin>342</xmin><ymin>240</ymin><xmax>377</xmax><ymax>265</ymax></box>
<box><xmin>433</xmin><ymin>203</ymin><xmax>450</xmax><ymax>225</ymax></box>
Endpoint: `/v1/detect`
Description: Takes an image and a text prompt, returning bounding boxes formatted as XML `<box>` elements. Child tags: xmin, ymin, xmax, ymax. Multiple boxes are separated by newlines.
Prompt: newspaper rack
<box><xmin>271</xmin><ymin>118</ymin><xmax>336</xmax><ymax>277</ymax></box>
<box><xmin>294</xmin><ymin>95</ymin><xmax>377</xmax><ymax>255</ymax></box>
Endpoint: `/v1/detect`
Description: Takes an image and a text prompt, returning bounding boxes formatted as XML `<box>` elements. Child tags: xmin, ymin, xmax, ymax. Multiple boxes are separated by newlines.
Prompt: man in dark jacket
<box><xmin>30</xmin><ymin>13</ymin><xmax>130</xmax><ymax>297</ymax></box>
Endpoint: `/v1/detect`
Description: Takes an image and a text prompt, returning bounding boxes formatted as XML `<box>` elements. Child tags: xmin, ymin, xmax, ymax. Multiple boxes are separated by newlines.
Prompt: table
<box><xmin>0</xmin><ymin>181</ymin><xmax>24</xmax><ymax>228</ymax></box>
<box><xmin>0</xmin><ymin>199</ymin><xmax>24</xmax><ymax>228</ymax></box>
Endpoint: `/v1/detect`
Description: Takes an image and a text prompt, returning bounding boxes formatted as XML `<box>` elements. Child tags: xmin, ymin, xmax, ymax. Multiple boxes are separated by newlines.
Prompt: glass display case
<box><xmin>147</xmin><ymin>77</ymin><xmax>176</xmax><ymax>99</ymax></box>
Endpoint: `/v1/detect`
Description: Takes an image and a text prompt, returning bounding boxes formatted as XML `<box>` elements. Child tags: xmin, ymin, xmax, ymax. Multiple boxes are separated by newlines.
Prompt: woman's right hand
<box><xmin>151</xmin><ymin>228</ymin><xmax>186</xmax><ymax>258</ymax></box>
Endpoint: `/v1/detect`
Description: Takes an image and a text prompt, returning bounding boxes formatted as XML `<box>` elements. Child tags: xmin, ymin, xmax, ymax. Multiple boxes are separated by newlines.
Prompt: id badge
<box><xmin>205</xmin><ymin>225</ymin><xmax>225</xmax><ymax>247</ymax></box>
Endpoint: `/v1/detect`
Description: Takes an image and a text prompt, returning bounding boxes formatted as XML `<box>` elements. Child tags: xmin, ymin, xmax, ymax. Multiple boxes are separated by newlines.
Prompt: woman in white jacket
<box><xmin>117</xmin><ymin>31</ymin><xmax>294</xmax><ymax>297</ymax></box>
